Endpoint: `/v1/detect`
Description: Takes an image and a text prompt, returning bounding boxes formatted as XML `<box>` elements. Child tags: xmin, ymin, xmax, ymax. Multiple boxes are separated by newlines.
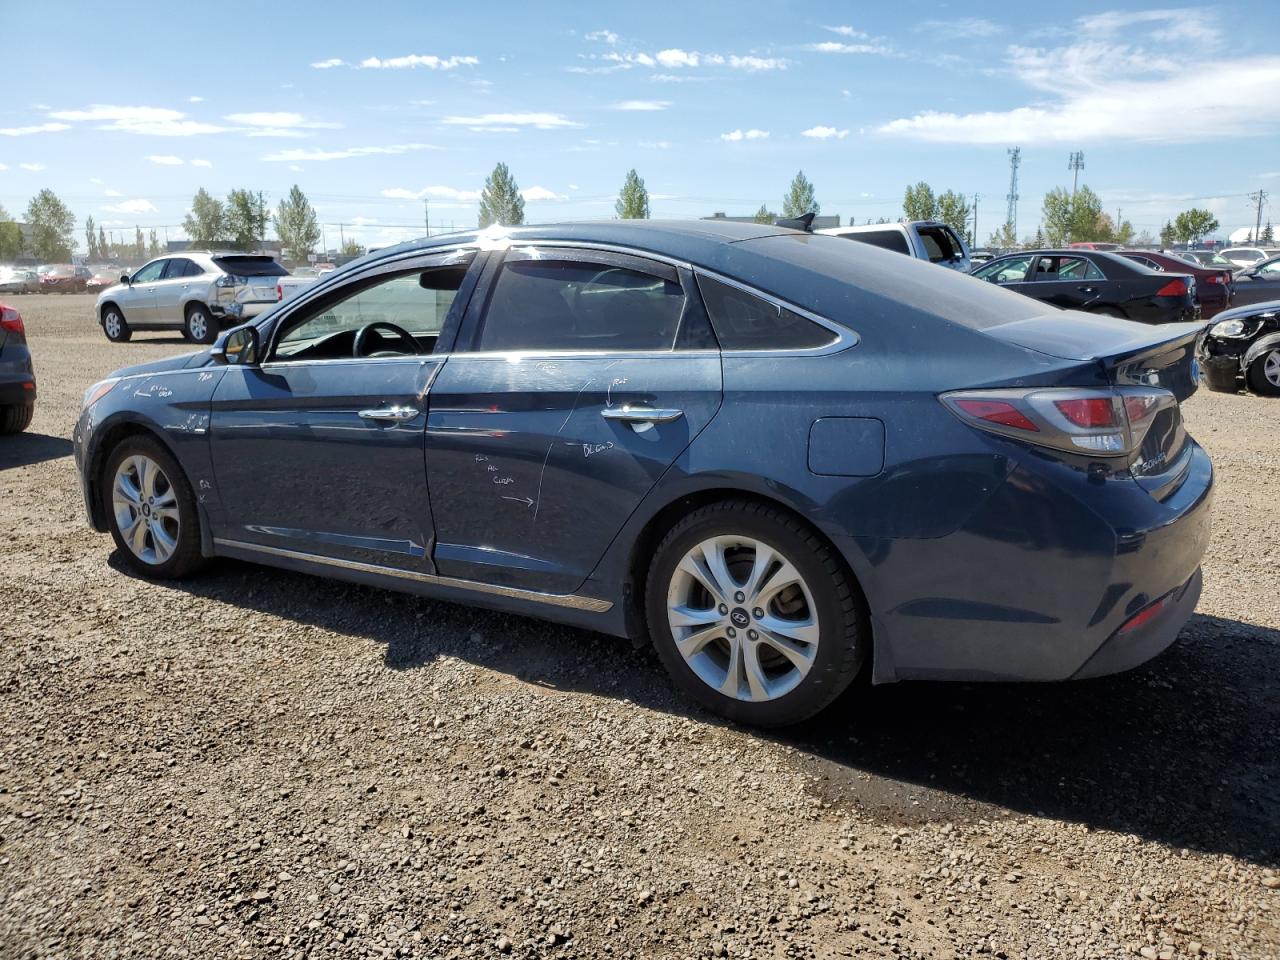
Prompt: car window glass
<box><xmin>1058</xmin><ymin>257</ymin><xmax>1103</xmax><ymax>280</ymax></box>
<box><xmin>477</xmin><ymin>259</ymin><xmax>685</xmax><ymax>352</ymax></box>
<box><xmin>842</xmin><ymin>229</ymin><xmax>911</xmax><ymax>255</ymax></box>
<box><xmin>975</xmin><ymin>256</ymin><xmax>1032</xmax><ymax>283</ymax></box>
<box><xmin>1260</xmin><ymin>260</ymin><xmax>1280</xmax><ymax>276</ymax></box>
<box><xmin>131</xmin><ymin>260</ymin><xmax>166</xmax><ymax>283</ymax></box>
<box><xmin>162</xmin><ymin>258</ymin><xmax>193</xmax><ymax>280</ymax></box>
<box><xmin>275</xmin><ymin>265</ymin><xmax>465</xmax><ymax>360</ymax></box>
<box><xmin>184</xmin><ymin>260</ymin><xmax>205</xmax><ymax>278</ymax></box>
<box><xmin>696</xmin><ymin>275</ymin><xmax>836</xmax><ymax>351</ymax></box>
<box><xmin>917</xmin><ymin>226</ymin><xmax>958</xmax><ymax>263</ymax></box>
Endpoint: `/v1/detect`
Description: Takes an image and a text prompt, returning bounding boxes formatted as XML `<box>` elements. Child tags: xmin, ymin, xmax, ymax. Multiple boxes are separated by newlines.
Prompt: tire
<box><xmin>644</xmin><ymin>498</ymin><xmax>868</xmax><ymax>727</ymax></box>
<box><xmin>102</xmin><ymin>305</ymin><xmax>131</xmax><ymax>342</ymax></box>
<box><xmin>102</xmin><ymin>435</ymin><xmax>205</xmax><ymax>579</ymax></box>
<box><xmin>184</xmin><ymin>303</ymin><xmax>216</xmax><ymax>344</ymax></box>
<box><xmin>1246</xmin><ymin>348</ymin><xmax>1280</xmax><ymax>397</ymax></box>
<box><xmin>0</xmin><ymin>403</ymin><xmax>34</xmax><ymax>434</ymax></box>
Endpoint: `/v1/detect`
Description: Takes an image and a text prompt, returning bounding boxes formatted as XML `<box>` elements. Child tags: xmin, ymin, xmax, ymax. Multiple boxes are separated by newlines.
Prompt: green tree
<box><xmin>148</xmin><ymin>229</ymin><xmax>161</xmax><ymax>258</ymax></box>
<box><xmin>936</xmin><ymin>190</ymin><xmax>969</xmax><ymax>236</ymax></box>
<box><xmin>97</xmin><ymin>225</ymin><xmax>108</xmax><ymax>259</ymax></box>
<box><xmin>84</xmin><ymin>216</ymin><xmax>99</xmax><ymax>260</ymax></box>
<box><xmin>903</xmin><ymin>182</ymin><xmax>938</xmax><ymax>222</ymax></box>
<box><xmin>274</xmin><ymin>184</ymin><xmax>321</xmax><ymax>261</ymax></box>
<box><xmin>25</xmin><ymin>189</ymin><xmax>76</xmax><ymax>261</ymax></box>
<box><xmin>1172</xmin><ymin>208</ymin><xmax>1219</xmax><ymax>245</ymax></box>
<box><xmin>752</xmin><ymin>204</ymin><xmax>776</xmax><ymax>224</ymax></box>
<box><xmin>614</xmin><ymin>169</ymin><xmax>650</xmax><ymax>219</ymax></box>
<box><xmin>225</xmin><ymin>189</ymin><xmax>269</xmax><ymax>251</ymax></box>
<box><xmin>1133</xmin><ymin>229</ymin><xmax>1155</xmax><ymax>247</ymax></box>
<box><xmin>339</xmin><ymin>239</ymin><xmax>365</xmax><ymax>258</ymax></box>
<box><xmin>0</xmin><ymin>203</ymin><xmax>21</xmax><ymax>261</ymax></box>
<box><xmin>183</xmin><ymin>188</ymin><xmax>226</xmax><ymax>248</ymax></box>
<box><xmin>1111</xmin><ymin>218</ymin><xmax>1135</xmax><ymax>245</ymax></box>
<box><xmin>1159</xmin><ymin>221</ymin><xmax>1176</xmax><ymax>248</ymax></box>
<box><xmin>134</xmin><ymin>226</ymin><xmax>145</xmax><ymax>257</ymax></box>
<box><xmin>782</xmin><ymin>170</ymin><xmax>819</xmax><ymax>218</ymax></box>
<box><xmin>1042</xmin><ymin>185</ymin><xmax>1111</xmax><ymax>244</ymax></box>
<box><xmin>478</xmin><ymin>162</ymin><xmax>525</xmax><ymax>228</ymax></box>
<box><xmin>1263</xmin><ymin>221</ymin><xmax>1275</xmax><ymax>244</ymax></box>
<box><xmin>987</xmin><ymin>221</ymin><xmax>1017</xmax><ymax>250</ymax></box>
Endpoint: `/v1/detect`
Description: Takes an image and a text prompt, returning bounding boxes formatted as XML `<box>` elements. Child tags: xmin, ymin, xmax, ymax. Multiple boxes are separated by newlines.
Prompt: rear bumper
<box><xmin>218</xmin><ymin>301</ymin><xmax>273</xmax><ymax>321</ymax></box>
<box><xmin>1071</xmin><ymin>569</ymin><xmax>1201</xmax><ymax>679</ymax></box>
<box><xmin>0</xmin><ymin>376</ymin><xmax>37</xmax><ymax>405</ymax></box>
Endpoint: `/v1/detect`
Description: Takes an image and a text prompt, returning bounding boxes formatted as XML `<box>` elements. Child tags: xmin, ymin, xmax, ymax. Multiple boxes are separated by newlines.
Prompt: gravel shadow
<box><xmin>130</xmin><ymin>553</ymin><xmax>1279</xmax><ymax>868</ymax></box>
<box><xmin>0</xmin><ymin>432</ymin><xmax>73</xmax><ymax>470</ymax></box>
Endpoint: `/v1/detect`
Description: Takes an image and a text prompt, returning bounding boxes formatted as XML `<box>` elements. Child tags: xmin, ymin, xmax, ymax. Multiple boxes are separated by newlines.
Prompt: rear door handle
<box><xmin>601</xmin><ymin>405</ymin><xmax>684</xmax><ymax>424</ymax></box>
<box><xmin>358</xmin><ymin>405</ymin><xmax>419</xmax><ymax>422</ymax></box>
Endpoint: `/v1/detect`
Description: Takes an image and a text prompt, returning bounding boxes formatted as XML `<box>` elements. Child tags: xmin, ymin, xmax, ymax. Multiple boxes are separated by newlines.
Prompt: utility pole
<box><xmin>320</xmin><ymin>224</ymin><xmax>328</xmax><ymax>258</ymax></box>
<box><xmin>1068</xmin><ymin>151</ymin><xmax>1085</xmax><ymax>196</ymax></box>
<box><xmin>424</xmin><ymin>199</ymin><xmax>430</xmax><ymax>237</ymax></box>
<box><xmin>970</xmin><ymin>193</ymin><xmax>980</xmax><ymax>247</ymax></box>
<box><xmin>1249</xmin><ymin>190</ymin><xmax>1268</xmax><ymax>242</ymax></box>
<box><xmin>1005</xmin><ymin>147</ymin><xmax>1021</xmax><ymax>238</ymax></box>
<box><xmin>339</xmin><ymin>222</ymin><xmax>345</xmax><ymax>251</ymax></box>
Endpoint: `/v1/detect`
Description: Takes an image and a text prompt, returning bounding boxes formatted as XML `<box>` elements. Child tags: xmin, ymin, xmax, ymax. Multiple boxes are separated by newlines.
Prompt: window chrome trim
<box><xmin>693</xmin><ymin>268</ymin><xmax>859</xmax><ymax>357</ymax></box>
<box><xmin>212</xmin><ymin>537</ymin><xmax>614</xmax><ymax>612</ymax></box>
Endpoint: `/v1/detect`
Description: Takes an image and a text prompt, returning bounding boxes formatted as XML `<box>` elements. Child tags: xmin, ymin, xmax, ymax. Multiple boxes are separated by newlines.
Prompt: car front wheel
<box><xmin>102</xmin><ymin>306</ymin><xmax>131</xmax><ymax>342</ymax></box>
<box><xmin>645</xmin><ymin>499</ymin><xmax>867</xmax><ymax>727</ymax></box>
<box><xmin>104</xmin><ymin>436</ymin><xmax>205</xmax><ymax>579</ymax></box>
<box><xmin>1246</xmin><ymin>348</ymin><xmax>1280</xmax><ymax>397</ymax></box>
<box><xmin>184</xmin><ymin>304</ymin><xmax>216</xmax><ymax>344</ymax></box>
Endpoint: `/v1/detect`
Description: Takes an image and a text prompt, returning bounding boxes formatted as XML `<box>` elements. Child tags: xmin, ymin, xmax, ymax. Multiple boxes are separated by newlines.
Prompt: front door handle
<box><xmin>601</xmin><ymin>404</ymin><xmax>684</xmax><ymax>424</ymax></box>
<box><xmin>358</xmin><ymin>405</ymin><xmax>419</xmax><ymax>422</ymax></box>
<box><xmin>1078</xmin><ymin>286</ymin><xmax>1097</xmax><ymax>294</ymax></box>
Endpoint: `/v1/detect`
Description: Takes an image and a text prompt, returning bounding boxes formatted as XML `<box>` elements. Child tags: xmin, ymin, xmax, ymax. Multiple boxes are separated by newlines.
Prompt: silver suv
<box><xmin>95</xmin><ymin>253</ymin><xmax>289</xmax><ymax>344</ymax></box>
<box><xmin>817</xmin><ymin>220</ymin><xmax>971</xmax><ymax>272</ymax></box>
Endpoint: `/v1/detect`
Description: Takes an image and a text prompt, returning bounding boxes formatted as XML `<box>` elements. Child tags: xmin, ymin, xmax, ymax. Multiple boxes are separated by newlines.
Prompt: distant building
<box><xmin>703</xmin><ymin>211</ymin><xmax>842</xmax><ymax>231</ymax></box>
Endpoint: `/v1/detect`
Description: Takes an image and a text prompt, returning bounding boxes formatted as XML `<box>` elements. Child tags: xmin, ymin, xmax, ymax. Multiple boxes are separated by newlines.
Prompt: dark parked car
<box><xmin>0</xmin><ymin>303</ymin><xmax>36</xmax><ymax>433</ymax></box>
<box><xmin>1228</xmin><ymin>254</ymin><xmax>1280</xmax><ymax>308</ymax></box>
<box><xmin>73</xmin><ymin>221</ymin><xmax>1212</xmax><ymax>727</ymax></box>
<box><xmin>1199</xmin><ymin>299</ymin><xmax>1280</xmax><ymax>396</ymax></box>
<box><xmin>38</xmin><ymin>264</ymin><xmax>89</xmax><ymax>294</ymax></box>
<box><xmin>972</xmin><ymin>250</ymin><xmax>1199</xmax><ymax>323</ymax></box>
<box><xmin>1116</xmin><ymin>249</ymin><xmax>1233</xmax><ymax>319</ymax></box>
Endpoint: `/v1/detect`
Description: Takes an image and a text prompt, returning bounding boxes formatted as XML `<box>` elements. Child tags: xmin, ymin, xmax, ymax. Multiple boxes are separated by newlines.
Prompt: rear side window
<box><xmin>696</xmin><ymin>275</ymin><xmax>836</xmax><ymax>351</ymax></box>
<box><xmin>842</xmin><ymin>229</ymin><xmax>911</xmax><ymax>255</ymax></box>
<box><xmin>213</xmin><ymin>255</ymin><xmax>289</xmax><ymax>278</ymax></box>
<box><xmin>916</xmin><ymin>225</ymin><xmax>959</xmax><ymax>263</ymax></box>
<box><xmin>162</xmin><ymin>258</ymin><xmax>195</xmax><ymax>279</ymax></box>
<box><xmin>478</xmin><ymin>259</ymin><xmax>685</xmax><ymax>352</ymax></box>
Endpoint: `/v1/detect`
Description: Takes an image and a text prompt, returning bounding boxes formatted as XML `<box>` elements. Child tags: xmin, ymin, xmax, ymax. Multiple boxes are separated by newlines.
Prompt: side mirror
<box><xmin>119</xmin><ymin>273</ymin><xmax>131</xmax><ymax>285</ymax></box>
<box><xmin>211</xmin><ymin>325</ymin><xmax>260</xmax><ymax>366</ymax></box>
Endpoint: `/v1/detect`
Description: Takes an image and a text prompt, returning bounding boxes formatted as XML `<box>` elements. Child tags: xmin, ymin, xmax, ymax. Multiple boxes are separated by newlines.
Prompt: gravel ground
<box><xmin>1</xmin><ymin>293</ymin><xmax>1277</xmax><ymax>960</ymax></box>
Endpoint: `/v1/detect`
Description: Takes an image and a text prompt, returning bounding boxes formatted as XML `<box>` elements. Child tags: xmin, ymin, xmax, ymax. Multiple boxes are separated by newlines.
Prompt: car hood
<box><xmin>109</xmin><ymin>350</ymin><xmax>212</xmax><ymax>380</ymax></box>
<box><xmin>1211</xmin><ymin>299</ymin><xmax>1280</xmax><ymax>323</ymax></box>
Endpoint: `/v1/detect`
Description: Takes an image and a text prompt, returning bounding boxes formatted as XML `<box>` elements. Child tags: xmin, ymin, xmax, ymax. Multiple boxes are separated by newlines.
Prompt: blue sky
<box><xmin>3</xmin><ymin>0</ymin><xmax>1278</xmax><ymax>251</ymax></box>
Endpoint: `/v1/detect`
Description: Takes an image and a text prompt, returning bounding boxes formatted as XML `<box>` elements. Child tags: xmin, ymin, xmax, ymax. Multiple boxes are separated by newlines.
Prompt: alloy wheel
<box><xmin>1265</xmin><ymin>350</ymin><xmax>1280</xmax><ymax>388</ymax></box>
<box><xmin>666</xmin><ymin>535</ymin><xmax>820</xmax><ymax>702</ymax></box>
<box><xmin>104</xmin><ymin>312</ymin><xmax>121</xmax><ymax>338</ymax></box>
<box><xmin>112</xmin><ymin>455</ymin><xmax>181</xmax><ymax>565</ymax></box>
<box><xmin>188</xmin><ymin>311</ymin><xmax>208</xmax><ymax>341</ymax></box>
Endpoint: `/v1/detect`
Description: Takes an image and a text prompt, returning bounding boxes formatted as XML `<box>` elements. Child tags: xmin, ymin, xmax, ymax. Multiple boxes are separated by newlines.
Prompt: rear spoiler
<box><xmin>983</xmin><ymin>313</ymin><xmax>1204</xmax><ymax>363</ymax></box>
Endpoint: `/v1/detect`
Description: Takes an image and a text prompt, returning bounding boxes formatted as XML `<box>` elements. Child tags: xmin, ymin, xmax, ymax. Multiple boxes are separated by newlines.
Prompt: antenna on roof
<box><xmin>775</xmin><ymin>212</ymin><xmax>816</xmax><ymax>233</ymax></box>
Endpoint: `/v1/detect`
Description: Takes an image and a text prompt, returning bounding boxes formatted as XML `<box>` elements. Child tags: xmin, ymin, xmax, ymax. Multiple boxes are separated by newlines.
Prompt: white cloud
<box><xmin>311</xmin><ymin>58</ymin><xmax>345</xmax><ymax>69</ymax></box>
<box><xmin>357</xmin><ymin>54</ymin><xmax>479</xmax><ymax>70</ymax></box>
<box><xmin>288</xmin><ymin>164</ymin><xmax>303</xmax><ymax>172</ymax></box>
<box><xmin>808</xmin><ymin>41</ymin><xmax>893</xmax><ymax>55</ymax></box>
<box><xmin>188</xmin><ymin>95</ymin><xmax>205</xmax><ymax>103</ymax></box>
<box><xmin>569</xmin><ymin>184</ymin><xmax>580</xmax><ymax>190</ymax></box>
<box><xmin>381</xmin><ymin>185</ymin><xmax>482</xmax><ymax>202</ymax></box>
<box><xmin>613</xmin><ymin>100</ymin><xmax>670</xmax><ymax>111</ymax></box>
<box><xmin>0</xmin><ymin>163</ymin><xmax>6</xmax><ymax>171</ymax></box>
<box><xmin>262</xmin><ymin>143</ymin><xmax>437</xmax><ymax>162</ymax></box>
<box><xmin>656</xmin><ymin>48</ymin><xmax>700</xmax><ymax>68</ymax></box>
<box><xmin>521</xmin><ymin>186</ymin><xmax>565</xmax><ymax>202</ymax></box>
<box><xmin>720</xmin><ymin>129</ymin><xmax>769</xmax><ymax>142</ymax></box>
<box><xmin>191</xmin><ymin>158</ymin><xmax>212</xmax><ymax>167</ymax></box>
<box><xmin>918</xmin><ymin>18</ymin><xmax>1000</xmax><ymax>38</ymax></box>
<box><xmin>104</xmin><ymin>189</ymin><xmax>123</xmax><ymax>197</ymax></box>
<box><xmin>350</xmin><ymin>216</ymin><xmax>379</xmax><ymax>226</ymax></box>
<box><xmin>105</xmin><ymin>198</ymin><xmax>157</xmax><ymax>214</ymax></box>
<box><xmin>879</xmin><ymin>12</ymin><xmax>1280</xmax><ymax>144</ymax></box>
<box><xmin>89</xmin><ymin>177</ymin><xmax>102</xmax><ymax>184</ymax></box>
<box><xmin>825</xmin><ymin>25</ymin><xmax>870</xmax><ymax>38</ymax></box>
<box><xmin>442</xmin><ymin>112</ymin><xmax>581</xmax><ymax>130</ymax></box>
<box><xmin>0</xmin><ymin>122</ymin><xmax>70</xmax><ymax>136</ymax></box>
<box><xmin>801</xmin><ymin>125</ymin><xmax>849</xmax><ymax>140</ymax></box>
<box><xmin>650</xmin><ymin>73</ymin><xmax>702</xmax><ymax>83</ymax></box>
<box><xmin>18</xmin><ymin>162</ymin><xmax>46</xmax><ymax>171</ymax></box>
<box><xmin>727</xmin><ymin>55</ymin><xmax>787</xmax><ymax>71</ymax></box>
<box><xmin>638</xmin><ymin>140</ymin><xmax>671</xmax><ymax>149</ymax></box>
<box><xmin>224</xmin><ymin>111</ymin><xmax>340</xmax><ymax>130</ymax></box>
<box><xmin>49</xmin><ymin>103</ymin><xmax>227</xmax><ymax>136</ymax></box>
<box><xmin>147</xmin><ymin>154</ymin><xmax>184</xmax><ymax>165</ymax></box>
<box><xmin>586</xmin><ymin>29</ymin><xmax>619</xmax><ymax>45</ymax></box>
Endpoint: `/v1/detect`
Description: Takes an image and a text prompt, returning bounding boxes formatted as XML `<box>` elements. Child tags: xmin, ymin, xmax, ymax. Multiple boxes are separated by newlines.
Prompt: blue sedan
<box><xmin>73</xmin><ymin>220</ymin><xmax>1213</xmax><ymax>726</ymax></box>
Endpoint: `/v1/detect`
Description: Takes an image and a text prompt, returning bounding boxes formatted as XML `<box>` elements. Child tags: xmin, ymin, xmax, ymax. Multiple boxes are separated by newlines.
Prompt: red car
<box><xmin>37</xmin><ymin>264</ymin><xmax>90</xmax><ymax>294</ymax></box>
<box><xmin>1116</xmin><ymin>250</ymin><xmax>1233</xmax><ymax>319</ymax></box>
<box><xmin>85</xmin><ymin>270</ymin><xmax>121</xmax><ymax>293</ymax></box>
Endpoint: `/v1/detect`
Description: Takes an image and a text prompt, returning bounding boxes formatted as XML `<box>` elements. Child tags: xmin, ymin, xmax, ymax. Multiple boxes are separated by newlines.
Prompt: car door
<box><xmin>974</xmin><ymin>255</ymin><xmax>1033</xmax><ymax>288</ymax></box>
<box><xmin>148</xmin><ymin>258</ymin><xmax>196</xmax><ymax>326</ymax></box>
<box><xmin>1018</xmin><ymin>255</ymin><xmax>1105</xmax><ymax>309</ymax></box>
<box><xmin>120</xmin><ymin>258</ymin><xmax>167</xmax><ymax>323</ymax></box>
<box><xmin>425</xmin><ymin>245</ymin><xmax>723</xmax><ymax>595</ymax></box>
<box><xmin>206</xmin><ymin>248</ymin><xmax>479</xmax><ymax>573</ymax></box>
<box><xmin>1234</xmin><ymin>258</ymin><xmax>1280</xmax><ymax>307</ymax></box>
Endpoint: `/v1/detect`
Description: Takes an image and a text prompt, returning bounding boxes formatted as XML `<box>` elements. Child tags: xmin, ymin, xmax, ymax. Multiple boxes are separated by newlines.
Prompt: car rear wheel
<box><xmin>0</xmin><ymin>403</ymin><xmax>34</xmax><ymax>434</ymax></box>
<box><xmin>184</xmin><ymin>304</ymin><xmax>216</xmax><ymax>344</ymax></box>
<box><xmin>102</xmin><ymin>306</ymin><xmax>131</xmax><ymax>342</ymax></box>
<box><xmin>645</xmin><ymin>499</ymin><xmax>867</xmax><ymax>727</ymax></box>
<box><xmin>1246</xmin><ymin>348</ymin><xmax>1280</xmax><ymax>397</ymax></box>
<box><xmin>103</xmin><ymin>436</ymin><xmax>205</xmax><ymax>579</ymax></box>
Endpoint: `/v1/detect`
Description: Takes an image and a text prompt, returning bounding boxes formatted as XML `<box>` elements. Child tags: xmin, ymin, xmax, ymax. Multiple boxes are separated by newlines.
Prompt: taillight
<box><xmin>1155</xmin><ymin>278</ymin><xmax>1187</xmax><ymax>297</ymax></box>
<box><xmin>215</xmin><ymin>274</ymin><xmax>246</xmax><ymax>288</ymax></box>
<box><xmin>276</xmin><ymin>283</ymin><xmax>284</xmax><ymax>301</ymax></box>
<box><xmin>0</xmin><ymin>305</ymin><xmax>24</xmax><ymax>337</ymax></box>
<box><xmin>1117</xmin><ymin>594</ymin><xmax>1171</xmax><ymax>634</ymax></box>
<box><xmin>941</xmin><ymin>387</ymin><xmax>1176</xmax><ymax>457</ymax></box>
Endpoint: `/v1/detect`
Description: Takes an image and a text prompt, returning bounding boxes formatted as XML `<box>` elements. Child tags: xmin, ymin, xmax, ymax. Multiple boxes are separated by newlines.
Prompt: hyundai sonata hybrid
<box><xmin>73</xmin><ymin>221</ymin><xmax>1213</xmax><ymax>726</ymax></box>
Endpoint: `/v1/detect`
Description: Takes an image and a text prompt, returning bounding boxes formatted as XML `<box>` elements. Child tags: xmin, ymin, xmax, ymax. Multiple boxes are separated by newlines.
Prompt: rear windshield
<box><xmin>916</xmin><ymin>225</ymin><xmax>960</xmax><ymax>263</ymax></box>
<box><xmin>842</xmin><ymin>229</ymin><xmax>910</xmax><ymax>255</ymax></box>
<box><xmin>1226</xmin><ymin>249</ymin><xmax>1264</xmax><ymax>262</ymax></box>
<box><xmin>212</xmin><ymin>256</ymin><xmax>289</xmax><ymax>278</ymax></box>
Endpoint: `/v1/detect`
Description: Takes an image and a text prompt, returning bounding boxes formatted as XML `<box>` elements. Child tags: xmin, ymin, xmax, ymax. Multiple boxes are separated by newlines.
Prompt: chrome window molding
<box><xmin>212</xmin><ymin>537</ymin><xmax>613</xmax><ymax>612</ymax></box>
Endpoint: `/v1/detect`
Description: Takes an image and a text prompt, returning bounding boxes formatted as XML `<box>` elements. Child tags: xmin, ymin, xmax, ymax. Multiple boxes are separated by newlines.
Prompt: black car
<box><xmin>0</xmin><ymin>302</ymin><xmax>36</xmax><ymax>433</ymax></box>
<box><xmin>1228</xmin><ymin>255</ymin><xmax>1280</xmax><ymax>309</ymax></box>
<box><xmin>972</xmin><ymin>250</ymin><xmax>1199</xmax><ymax>323</ymax></box>
<box><xmin>1199</xmin><ymin>299</ymin><xmax>1280</xmax><ymax>396</ymax></box>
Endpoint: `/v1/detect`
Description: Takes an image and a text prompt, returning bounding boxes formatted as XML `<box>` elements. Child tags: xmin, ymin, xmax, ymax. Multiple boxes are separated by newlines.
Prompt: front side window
<box><xmin>975</xmin><ymin>256</ymin><xmax>1032</xmax><ymax>284</ymax></box>
<box><xmin>476</xmin><ymin>258</ymin><xmax>685</xmax><ymax>352</ymax></box>
<box><xmin>131</xmin><ymin>260</ymin><xmax>167</xmax><ymax>283</ymax></box>
<box><xmin>1258</xmin><ymin>259</ymin><xmax>1280</xmax><ymax>276</ymax></box>
<box><xmin>696</xmin><ymin>275</ymin><xmax>836</xmax><ymax>351</ymax></box>
<box><xmin>273</xmin><ymin>264</ymin><xmax>467</xmax><ymax>361</ymax></box>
